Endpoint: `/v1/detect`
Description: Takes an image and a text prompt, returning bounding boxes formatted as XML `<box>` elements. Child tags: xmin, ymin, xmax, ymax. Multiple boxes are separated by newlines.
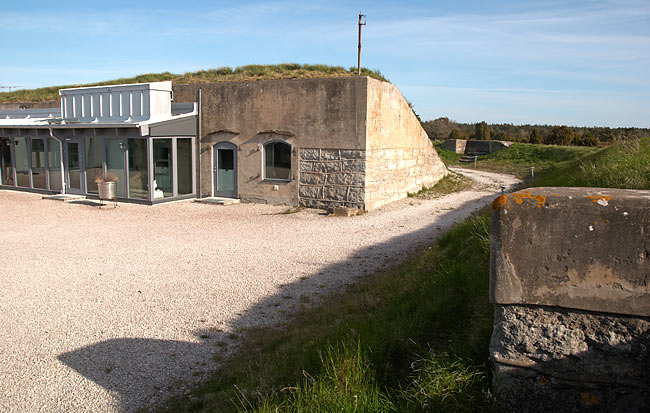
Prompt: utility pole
<box><xmin>357</xmin><ymin>13</ymin><xmax>366</xmax><ymax>75</ymax></box>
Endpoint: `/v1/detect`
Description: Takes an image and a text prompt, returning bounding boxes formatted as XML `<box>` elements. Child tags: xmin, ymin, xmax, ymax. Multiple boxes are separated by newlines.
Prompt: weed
<box><xmin>410</xmin><ymin>172</ymin><xmax>474</xmax><ymax>199</ymax></box>
<box><xmin>280</xmin><ymin>206</ymin><xmax>302</xmax><ymax>215</ymax></box>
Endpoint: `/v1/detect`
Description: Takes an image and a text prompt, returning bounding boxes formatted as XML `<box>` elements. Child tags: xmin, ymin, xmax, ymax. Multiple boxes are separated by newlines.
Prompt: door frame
<box><xmin>212</xmin><ymin>141</ymin><xmax>237</xmax><ymax>198</ymax></box>
<box><xmin>64</xmin><ymin>137</ymin><xmax>85</xmax><ymax>194</ymax></box>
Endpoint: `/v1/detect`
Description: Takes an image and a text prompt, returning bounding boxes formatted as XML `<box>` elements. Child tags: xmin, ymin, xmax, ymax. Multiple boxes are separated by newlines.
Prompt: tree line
<box><xmin>422</xmin><ymin>117</ymin><xmax>650</xmax><ymax>147</ymax></box>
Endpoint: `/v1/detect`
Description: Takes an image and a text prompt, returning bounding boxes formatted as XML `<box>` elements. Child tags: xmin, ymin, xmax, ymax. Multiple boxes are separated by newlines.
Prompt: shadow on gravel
<box><xmin>57</xmin><ymin>191</ymin><xmax>509</xmax><ymax>411</ymax></box>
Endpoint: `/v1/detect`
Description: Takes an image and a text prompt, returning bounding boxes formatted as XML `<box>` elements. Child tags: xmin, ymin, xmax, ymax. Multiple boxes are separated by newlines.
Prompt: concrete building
<box><xmin>0</xmin><ymin>77</ymin><xmax>447</xmax><ymax>209</ymax></box>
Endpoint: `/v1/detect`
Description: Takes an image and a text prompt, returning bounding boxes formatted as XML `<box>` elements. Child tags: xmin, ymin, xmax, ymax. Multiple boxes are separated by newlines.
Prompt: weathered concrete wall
<box><xmin>173</xmin><ymin>78</ymin><xmax>367</xmax><ymax>204</ymax></box>
<box><xmin>490</xmin><ymin>187</ymin><xmax>650</xmax><ymax>412</ymax></box>
<box><xmin>465</xmin><ymin>140</ymin><xmax>511</xmax><ymax>155</ymax></box>
<box><xmin>440</xmin><ymin>139</ymin><xmax>467</xmax><ymax>153</ymax></box>
<box><xmin>364</xmin><ymin>78</ymin><xmax>447</xmax><ymax>210</ymax></box>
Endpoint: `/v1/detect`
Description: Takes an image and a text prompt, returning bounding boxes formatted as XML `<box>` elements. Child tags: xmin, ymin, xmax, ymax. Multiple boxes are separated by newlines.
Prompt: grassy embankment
<box><xmin>165</xmin><ymin>139</ymin><xmax>648</xmax><ymax>412</ymax></box>
<box><xmin>434</xmin><ymin>141</ymin><xmax>600</xmax><ymax>179</ymax></box>
<box><xmin>0</xmin><ymin>64</ymin><xmax>387</xmax><ymax>103</ymax></box>
<box><xmin>434</xmin><ymin>138</ymin><xmax>649</xmax><ymax>189</ymax></box>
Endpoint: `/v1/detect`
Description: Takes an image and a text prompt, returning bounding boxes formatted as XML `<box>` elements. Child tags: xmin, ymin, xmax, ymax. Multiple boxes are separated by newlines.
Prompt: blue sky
<box><xmin>1</xmin><ymin>0</ymin><xmax>649</xmax><ymax>127</ymax></box>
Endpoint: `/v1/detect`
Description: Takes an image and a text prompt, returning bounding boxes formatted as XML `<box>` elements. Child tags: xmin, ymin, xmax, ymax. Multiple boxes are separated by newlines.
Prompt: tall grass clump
<box><xmin>165</xmin><ymin>211</ymin><xmax>495</xmax><ymax>412</ymax></box>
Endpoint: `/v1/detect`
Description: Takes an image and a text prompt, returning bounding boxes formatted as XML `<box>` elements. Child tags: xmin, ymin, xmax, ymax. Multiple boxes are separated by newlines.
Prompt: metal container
<box><xmin>97</xmin><ymin>181</ymin><xmax>117</xmax><ymax>200</ymax></box>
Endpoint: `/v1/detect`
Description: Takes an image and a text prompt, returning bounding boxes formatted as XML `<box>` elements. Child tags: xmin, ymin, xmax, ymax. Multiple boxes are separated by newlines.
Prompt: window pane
<box><xmin>106</xmin><ymin>139</ymin><xmax>126</xmax><ymax>198</ymax></box>
<box><xmin>14</xmin><ymin>137</ymin><xmax>30</xmax><ymax>187</ymax></box>
<box><xmin>31</xmin><ymin>138</ymin><xmax>47</xmax><ymax>189</ymax></box>
<box><xmin>1</xmin><ymin>138</ymin><xmax>14</xmax><ymax>186</ymax></box>
<box><xmin>217</xmin><ymin>149</ymin><xmax>235</xmax><ymax>191</ymax></box>
<box><xmin>85</xmin><ymin>137</ymin><xmax>103</xmax><ymax>193</ymax></box>
<box><xmin>48</xmin><ymin>138</ymin><xmax>61</xmax><ymax>191</ymax></box>
<box><xmin>177</xmin><ymin>138</ymin><xmax>193</xmax><ymax>195</ymax></box>
<box><xmin>128</xmin><ymin>139</ymin><xmax>148</xmax><ymax>200</ymax></box>
<box><xmin>153</xmin><ymin>139</ymin><xmax>172</xmax><ymax>198</ymax></box>
<box><xmin>67</xmin><ymin>142</ymin><xmax>81</xmax><ymax>190</ymax></box>
<box><xmin>264</xmin><ymin>141</ymin><xmax>291</xmax><ymax>180</ymax></box>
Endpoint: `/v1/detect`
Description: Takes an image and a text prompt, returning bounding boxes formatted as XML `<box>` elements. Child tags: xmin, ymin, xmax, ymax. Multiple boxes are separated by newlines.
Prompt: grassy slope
<box><xmin>533</xmin><ymin>137</ymin><xmax>650</xmax><ymax>189</ymax></box>
<box><xmin>434</xmin><ymin>142</ymin><xmax>600</xmax><ymax>179</ymax></box>
<box><xmin>0</xmin><ymin>64</ymin><xmax>387</xmax><ymax>103</ymax></box>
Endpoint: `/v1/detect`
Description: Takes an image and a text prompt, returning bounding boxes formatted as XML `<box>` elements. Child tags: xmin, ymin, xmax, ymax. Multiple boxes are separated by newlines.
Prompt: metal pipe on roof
<box><xmin>197</xmin><ymin>88</ymin><xmax>202</xmax><ymax>198</ymax></box>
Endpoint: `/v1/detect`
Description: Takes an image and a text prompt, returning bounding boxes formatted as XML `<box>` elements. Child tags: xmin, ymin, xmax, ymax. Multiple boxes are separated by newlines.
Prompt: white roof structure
<box><xmin>0</xmin><ymin>81</ymin><xmax>197</xmax><ymax>136</ymax></box>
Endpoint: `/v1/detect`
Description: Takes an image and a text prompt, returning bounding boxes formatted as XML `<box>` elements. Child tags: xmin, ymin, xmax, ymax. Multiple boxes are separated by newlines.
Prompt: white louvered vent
<box><xmin>59</xmin><ymin>81</ymin><xmax>172</xmax><ymax>123</ymax></box>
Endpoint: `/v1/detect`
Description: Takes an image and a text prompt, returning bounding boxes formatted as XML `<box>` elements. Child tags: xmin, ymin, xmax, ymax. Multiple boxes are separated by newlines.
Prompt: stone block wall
<box><xmin>364</xmin><ymin>78</ymin><xmax>448</xmax><ymax>210</ymax></box>
<box><xmin>298</xmin><ymin>148</ymin><xmax>366</xmax><ymax>210</ymax></box>
<box><xmin>490</xmin><ymin>187</ymin><xmax>650</xmax><ymax>412</ymax></box>
<box><xmin>364</xmin><ymin>146</ymin><xmax>447</xmax><ymax>210</ymax></box>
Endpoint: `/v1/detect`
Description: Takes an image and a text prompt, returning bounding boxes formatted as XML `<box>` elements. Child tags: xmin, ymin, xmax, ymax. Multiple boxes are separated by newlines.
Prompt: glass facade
<box><xmin>128</xmin><ymin>138</ymin><xmax>149</xmax><ymax>200</ymax></box>
<box><xmin>48</xmin><ymin>138</ymin><xmax>62</xmax><ymax>191</ymax></box>
<box><xmin>153</xmin><ymin>139</ymin><xmax>173</xmax><ymax>198</ymax></box>
<box><xmin>14</xmin><ymin>137</ymin><xmax>30</xmax><ymax>187</ymax></box>
<box><xmin>1</xmin><ymin>138</ymin><xmax>14</xmax><ymax>186</ymax></box>
<box><xmin>106</xmin><ymin>139</ymin><xmax>126</xmax><ymax>198</ymax></box>
<box><xmin>177</xmin><ymin>138</ymin><xmax>192</xmax><ymax>195</ymax></box>
<box><xmin>1</xmin><ymin>135</ymin><xmax>193</xmax><ymax>202</ymax></box>
<box><xmin>85</xmin><ymin>137</ymin><xmax>103</xmax><ymax>193</ymax></box>
<box><xmin>66</xmin><ymin>141</ymin><xmax>82</xmax><ymax>191</ymax></box>
<box><xmin>31</xmin><ymin>138</ymin><xmax>47</xmax><ymax>189</ymax></box>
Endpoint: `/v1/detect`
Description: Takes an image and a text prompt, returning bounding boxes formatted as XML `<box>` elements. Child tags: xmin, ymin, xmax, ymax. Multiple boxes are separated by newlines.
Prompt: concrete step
<box><xmin>194</xmin><ymin>197</ymin><xmax>240</xmax><ymax>205</ymax></box>
<box><xmin>42</xmin><ymin>194</ymin><xmax>87</xmax><ymax>202</ymax></box>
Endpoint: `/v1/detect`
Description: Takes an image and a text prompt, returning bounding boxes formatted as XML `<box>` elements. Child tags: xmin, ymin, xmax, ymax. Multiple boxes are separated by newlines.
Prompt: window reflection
<box><xmin>128</xmin><ymin>139</ymin><xmax>148</xmax><ymax>199</ymax></box>
<box><xmin>14</xmin><ymin>137</ymin><xmax>30</xmax><ymax>187</ymax></box>
<box><xmin>153</xmin><ymin>139</ymin><xmax>173</xmax><ymax>198</ymax></box>
<box><xmin>264</xmin><ymin>141</ymin><xmax>291</xmax><ymax>180</ymax></box>
<box><xmin>31</xmin><ymin>138</ymin><xmax>47</xmax><ymax>189</ymax></box>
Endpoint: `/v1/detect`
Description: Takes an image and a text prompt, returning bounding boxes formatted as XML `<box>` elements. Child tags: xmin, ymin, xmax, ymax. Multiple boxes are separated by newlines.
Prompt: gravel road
<box><xmin>0</xmin><ymin>169</ymin><xmax>519</xmax><ymax>412</ymax></box>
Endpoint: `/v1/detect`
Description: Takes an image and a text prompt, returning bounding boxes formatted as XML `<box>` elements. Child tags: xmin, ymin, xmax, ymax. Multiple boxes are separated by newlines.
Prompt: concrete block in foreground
<box><xmin>489</xmin><ymin>187</ymin><xmax>650</xmax><ymax>412</ymax></box>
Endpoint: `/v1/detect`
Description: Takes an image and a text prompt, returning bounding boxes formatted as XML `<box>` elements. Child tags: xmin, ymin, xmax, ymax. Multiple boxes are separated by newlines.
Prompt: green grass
<box><xmin>165</xmin><ymin>211</ymin><xmax>495</xmax><ymax>412</ymax></box>
<box><xmin>533</xmin><ymin>137</ymin><xmax>650</xmax><ymax>189</ymax></box>
<box><xmin>0</xmin><ymin>64</ymin><xmax>387</xmax><ymax>103</ymax></box>
<box><xmin>434</xmin><ymin>142</ymin><xmax>599</xmax><ymax>178</ymax></box>
<box><xmin>408</xmin><ymin>172</ymin><xmax>474</xmax><ymax>199</ymax></box>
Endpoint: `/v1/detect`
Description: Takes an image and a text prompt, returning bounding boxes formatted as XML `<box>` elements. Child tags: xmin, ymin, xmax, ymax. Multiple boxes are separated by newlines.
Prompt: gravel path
<box><xmin>0</xmin><ymin>169</ymin><xmax>519</xmax><ymax>412</ymax></box>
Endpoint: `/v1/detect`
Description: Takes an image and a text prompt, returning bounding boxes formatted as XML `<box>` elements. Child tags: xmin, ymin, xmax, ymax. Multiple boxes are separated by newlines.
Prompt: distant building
<box><xmin>0</xmin><ymin>77</ymin><xmax>446</xmax><ymax>210</ymax></box>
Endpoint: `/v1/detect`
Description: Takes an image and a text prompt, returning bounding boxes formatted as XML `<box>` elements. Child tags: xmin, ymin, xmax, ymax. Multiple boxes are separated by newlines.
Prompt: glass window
<box><xmin>264</xmin><ymin>141</ymin><xmax>291</xmax><ymax>180</ymax></box>
<box><xmin>128</xmin><ymin>138</ymin><xmax>148</xmax><ymax>200</ymax></box>
<box><xmin>14</xmin><ymin>137</ymin><xmax>30</xmax><ymax>187</ymax></box>
<box><xmin>177</xmin><ymin>138</ymin><xmax>193</xmax><ymax>195</ymax></box>
<box><xmin>106</xmin><ymin>139</ymin><xmax>126</xmax><ymax>198</ymax></box>
<box><xmin>153</xmin><ymin>139</ymin><xmax>173</xmax><ymax>198</ymax></box>
<box><xmin>85</xmin><ymin>137</ymin><xmax>103</xmax><ymax>193</ymax></box>
<box><xmin>31</xmin><ymin>138</ymin><xmax>47</xmax><ymax>189</ymax></box>
<box><xmin>1</xmin><ymin>138</ymin><xmax>14</xmax><ymax>186</ymax></box>
<box><xmin>48</xmin><ymin>138</ymin><xmax>62</xmax><ymax>191</ymax></box>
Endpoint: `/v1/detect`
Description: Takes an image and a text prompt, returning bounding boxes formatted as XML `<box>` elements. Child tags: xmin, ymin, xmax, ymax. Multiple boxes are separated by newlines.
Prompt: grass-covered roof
<box><xmin>0</xmin><ymin>64</ymin><xmax>387</xmax><ymax>103</ymax></box>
